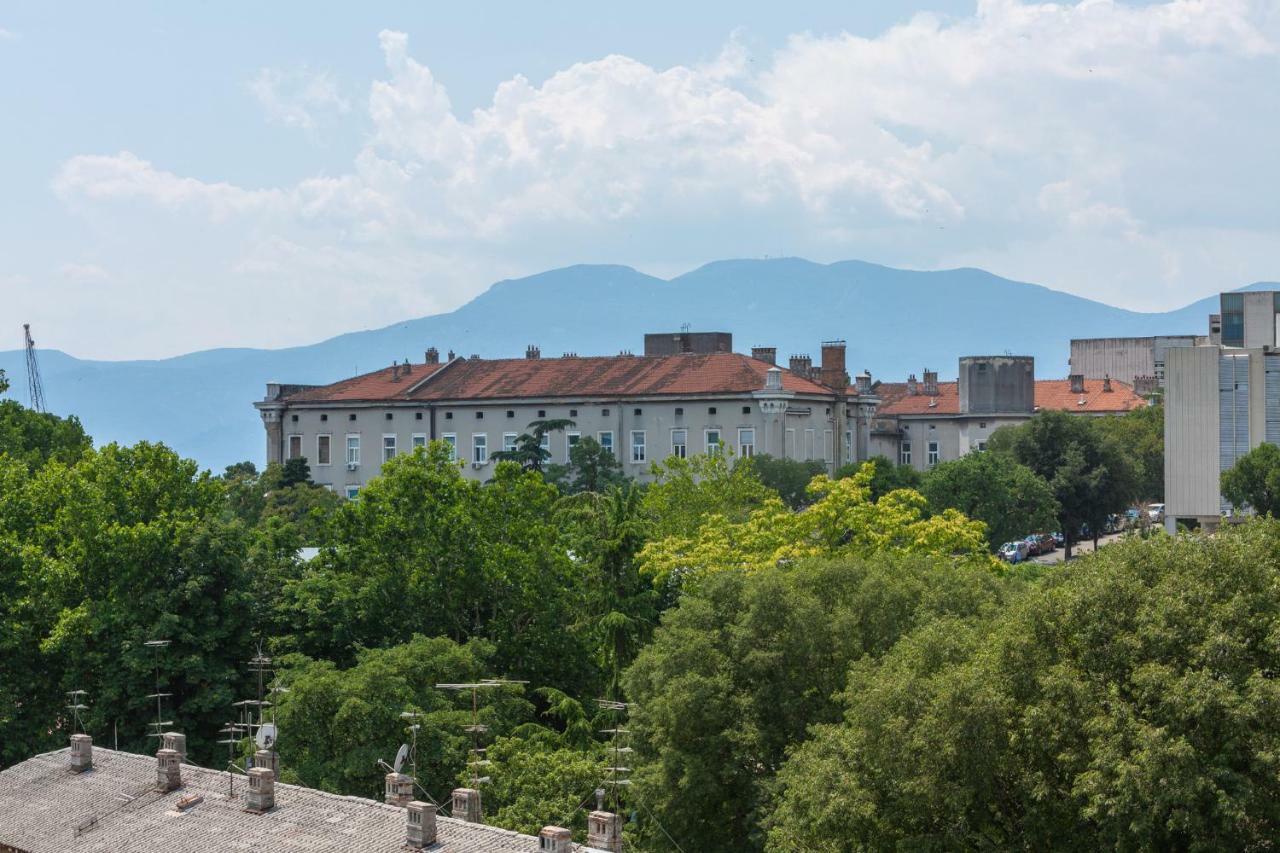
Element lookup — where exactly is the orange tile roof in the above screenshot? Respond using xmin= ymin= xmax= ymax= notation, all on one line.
xmin=282 ymin=362 xmax=448 ymax=402
xmin=280 ymin=352 xmax=835 ymax=404
xmin=875 ymin=378 xmax=1145 ymax=416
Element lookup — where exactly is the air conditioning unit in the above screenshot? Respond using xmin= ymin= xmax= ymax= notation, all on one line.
xmin=347 ymin=462 xmax=359 ymax=471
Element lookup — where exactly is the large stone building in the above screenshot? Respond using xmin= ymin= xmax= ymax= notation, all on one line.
xmin=256 ymin=333 xmax=879 ymax=497
xmin=869 ymin=355 xmax=1147 ymax=472
xmin=1068 ymin=335 xmax=1204 ymax=391
xmin=1164 ymin=290 xmax=1280 ymax=532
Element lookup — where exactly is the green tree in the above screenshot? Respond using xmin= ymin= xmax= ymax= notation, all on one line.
xmin=492 ymin=418 xmax=576 ymax=472
xmin=623 ymin=555 xmax=1013 ymax=853
xmin=277 ymin=456 xmax=313 ymax=488
xmin=1221 ymin=442 xmax=1280 ymax=517
xmin=768 ymin=521 xmax=1280 ymax=851
xmin=547 ymin=436 xmax=628 ymax=494
xmin=642 ymin=452 xmax=775 ymax=540
xmin=837 ymin=454 xmax=921 ymax=501
xmin=989 ymin=410 xmax=1136 ymax=557
xmin=922 ymin=451 xmax=1059 ymax=550
xmin=0 ymin=368 xmax=8 ymax=394
xmin=1094 ymin=403 xmax=1164 ymax=502
xmin=750 ymin=454 xmax=826 ymax=509
xmin=0 ymin=399 xmax=91 ymax=471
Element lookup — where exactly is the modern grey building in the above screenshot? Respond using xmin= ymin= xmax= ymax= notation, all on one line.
xmin=255 ymin=333 xmax=880 ymax=497
xmin=1069 ymin=335 xmax=1204 ymax=391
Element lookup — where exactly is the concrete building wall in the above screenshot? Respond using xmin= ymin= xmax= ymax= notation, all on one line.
xmin=1242 ymin=292 xmax=1277 ymax=350
xmin=1069 ymin=336 xmax=1201 ymax=387
xmin=870 ymin=414 xmax=1026 ymax=472
xmin=958 ymin=356 xmax=1034 ymax=414
xmin=642 ymin=332 xmax=733 ymax=356
xmin=1163 ymin=346 xmax=1223 ymax=527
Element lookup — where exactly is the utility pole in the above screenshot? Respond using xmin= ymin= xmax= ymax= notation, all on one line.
xmin=23 ymin=323 xmax=46 ymax=412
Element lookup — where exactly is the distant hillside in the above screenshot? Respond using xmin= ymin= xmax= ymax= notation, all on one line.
xmin=0 ymin=259 xmax=1270 ymax=471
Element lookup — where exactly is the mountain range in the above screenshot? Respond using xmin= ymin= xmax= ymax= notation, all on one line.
xmin=0 ymin=258 xmax=1269 ymax=472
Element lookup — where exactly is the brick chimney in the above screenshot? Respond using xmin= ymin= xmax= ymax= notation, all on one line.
xmin=425 ymin=347 xmax=440 ymax=365
xmin=752 ymin=346 xmax=777 ymax=365
xmin=789 ymin=354 xmax=812 ymax=378
xmin=155 ymin=748 xmax=182 ymax=792
xmin=406 ymin=801 xmax=438 ymax=848
xmin=391 ymin=361 xmax=401 ymax=381
xmin=526 ymin=345 xmax=541 ymax=360
xmin=385 ymin=772 xmax=414 ymax=808
xmin=587 ymin=810 xmax=625 ymax=852
xmin=922 ymin=369 xmax=938 ymax=397
xmin=246 ymin=765 xmax=275 ymax=812
xmin=906 ymin=373 xmax=919 ymax=395
xmin=820 ymin=341 xmax=847 ymax=390
xmin=538 ymin=826 xmax=574 ymax=852
xmin=453 ymin=787 xmax=482 ymax=823
xmin=1102 ymin=374 xmax=1113 ymax=392
xmin=1069 ymin=374 xmax=1085 ymax=394
xmin=69 ymin=734 xmax=93 ymax=773
xmin=162 ymin=732 xmax=187 ymax=764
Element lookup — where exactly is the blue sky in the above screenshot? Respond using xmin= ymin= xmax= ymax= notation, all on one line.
xmin=1 ymin=1 xmax=1276 ymax=359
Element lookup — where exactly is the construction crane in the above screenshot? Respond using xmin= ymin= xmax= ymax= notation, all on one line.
xmin=23 ymin=323 xmax=46 ymax=412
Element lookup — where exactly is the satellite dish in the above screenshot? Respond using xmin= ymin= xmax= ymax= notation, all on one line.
xmin=256 ymin=723 xmax=278 ymax=749
xmin=393 ymin=743 xmax=409 ymax=774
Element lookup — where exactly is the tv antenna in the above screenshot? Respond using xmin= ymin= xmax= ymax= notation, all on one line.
xmin=143 ymin=639 xmax=173 ymax=742
xmin=597 ymin=698 xmax=635 ymax=812
xmin=22 ymin=323 xmax=46 ymax=413
xmin=436 ymin=679 xmax=527 ymax=787
xmin=66 ymin=690 xmax=90 ymax=735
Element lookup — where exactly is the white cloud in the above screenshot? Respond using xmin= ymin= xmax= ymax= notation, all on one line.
xmin=49 ymin=1 xmax=1280 ymax=357
xmin=248 ymin=66 xmax=350 ymax=130
xmin=0 ymin=27 xmax=15 ymax=40
xmin=58 ymin=263 xmax=110 ymax=282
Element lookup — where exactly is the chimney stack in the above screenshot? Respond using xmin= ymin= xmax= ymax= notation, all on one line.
xmin=254 ymin=748 xmax=280 ymax=777
xmin=789 ymin=354 xmax=813 ymax=378
xmin=447 ymin=349 xmax=456 ymax=361
xmin=587 ymin=810 xmax=625 ymax=852
xmin=425 ymin=347 xmax=440 ymax=365
xmin=391 ymin=361 xmax=401 ymax=381
xmin=538 ymin=826 xmax=574 ymax=852
xmin=162 ymin=732 xmax=187 ymax=764
xmin=752 ymin=346 xmax=777 ymax=365
xmin=155 ymin=748 xmax=182 ymax=792
xmin=1102 ymin=374 xmax=1113 ymax=392
xmin=69 ymin=734 xmax=93 ymax=773
xmin=406 ymin=801 xmax=438 ymax=848
xmin=856 ymin=370 xmax=873 ymax=394
xmin=922 ymin=369 xmax=938 ymax=397
xmin=820 ymin=341 xmax=848 ymax=390
xmin=526 ymin=344 xmax=541 ymax=360
xmin=452 ymin=787 xmax=483 ymax=823
xmin=385 ymin=772 xmax=414 ymax=808
xmin=906 ymin=374 xmax=919 ymax=395
xmin=245 ymin=765 xmax=275 ymax=812
xmin=1069 ymin=374 xmax=1085 ymax=394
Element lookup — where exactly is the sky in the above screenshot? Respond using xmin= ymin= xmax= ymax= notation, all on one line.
xmin=1 ymin=0 xmax=1277 ymax=360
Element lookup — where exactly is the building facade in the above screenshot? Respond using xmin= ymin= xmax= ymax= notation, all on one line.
xmin=256 ymin=334 xmax=879 ymax=497
xmin=869 ymin=356 xmax=1147 ymax=473
xmin=1069 ymin=335 xmax=1204 ymax=391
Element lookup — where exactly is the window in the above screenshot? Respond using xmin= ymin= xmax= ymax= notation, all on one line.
xmin=634 ymin=408 xmax=643 ymax=416
xmin=291 ymin=414 xmax=298 ymax=422
xmin=383 ymin=434 xmax=397 ymax=462
xmin=567 ymin=432 xmax=581 ymax=455
xmin=540 ymin=432 xmax=551 ymax=457
xmin=345 ymin=486 xmax=360 ymax=500
xmin=346 ymin=435 xmax=360 ymax=466
xmin=503 ymin=433 xmax=518 ymax=453
xmin=675 ymin=407 xmax=684 ymax=416
xmin=927 ymin=441 xmax=940 ymax=467
xmin=476 ymin=411 xmax=484 ymax=419
xmin=598 ymin=431 xmax=614 ymax=455
xmin=473 ymin=434 xmax=488 ymax=464
xmin=708 ymin=407 xmax=717 ymax=415
xmin=844 ymin=430 xmax=852 ymax=459
xmin=824 ymin=429 xmax=833 ymax=462
xmin=320 ymin=414 xmax=328 ymax=422
xmin=602 ymin=408 xmax=611 ymax=417
xmin=979 ymin=421 xmax=987 ymax=429
xmin=349 ymin=413 xmax=357 ymax=421
xmin=977 ymin=440 xmax=988 ymax=452
xmin=507 ymin=410 xmax=515 ymax=418
xmin=442 ymin=433 xmax=458 ymax=461
xmin=900 ymin=440 xmax=912 ymax=466
xmin=738 ymin=428 xmax=755 ymax=458
xmin=445 ymin=411 xmax=453 ymax=420
xmin=287 ymin=434 xmax=302 ymax=459
xmin=538 ymin=410 xmax=546 ymax=418
xmin=742 ymin=406 xmax=751 ymax=415
xmin=569 ymin=409 xmax=578 ymax=417
xmin=385 ymin=413 xmax=393 ymax=420
xmin=316 ymin=434 xmax=332 ymax=466
xmin=705 ymin=429 xmax=722 ymax=454
xmin=631 ymin=430 xmax=647 ymax=463
xmin=785 ymin=428 xmax=796 ymax=458
xmin=415 ymin=412 xmax=423 ymax=420
xmin=804 ymin=429 xmax=816 ymax=460
xmin=671 ymin=429 xmax=687 ymax=458
xmin=412 ymin=433 xmax=427 ymax=449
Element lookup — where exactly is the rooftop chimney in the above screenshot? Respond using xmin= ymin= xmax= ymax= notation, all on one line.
xmin=448 ymin=349 xmax=456 ymax=361
xmin=526 ymin=345 xmax=541 ymax=360
xmin=906 ymin=374 xmax=919 ymax=395
xmin=1133 ymin=375 xmax=1157 ymax=397
xmin=162 ymin=732 xmax=187 ymax=764
xmin=820 ymin=341 xmax=848 ymax=390
xmin=254 ymin=748 xmax=280 ymax=777
xmin=155 ymin=748 xmax=182 ymax=792
xmin=406 ymin=801 xmax=438 ymax=848
xmin=764 ymin=366 xmax=783 ymax=392
xmin=752 ymin=346 xmax=777 ymax=365
xmin=1102 ymin=374 xmax=1113 ymax=392
xmin=1069 ymin=374 xmax=1085 ymax=394
xmin=385 ymin=772 xmax=414 ymax=808
xmin=69 ymin=734 xmax=93 ymax=773
xmin=391 ymin=361 xmax=401 ymax=381
xmin=538 ymin=826 xmax=574 ymax=853
xmin=453 ymin=787 xmax=482 ymax=823
xmin=789 ymin=354 xmax=813 ymax=378
xmin=923 ymin=369 xmax=938 ymax=397
xmin=245 ymin=765 xmax=275 ymax=812
xmin=856 ymin=370 xmax=873 ymax=394
xmin=587 ymin=810 xmax=625 ymax=852
xmin=425 ymin=347 xmax=440 ymax=365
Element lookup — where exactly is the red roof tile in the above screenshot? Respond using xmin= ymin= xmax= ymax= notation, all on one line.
xmin=281 ymin=353 xmax=834 ymax=404
xmin=876 ymin=378 xmax=1145 ymax=416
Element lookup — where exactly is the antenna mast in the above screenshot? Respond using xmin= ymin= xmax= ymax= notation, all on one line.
xmin=143 ymin=639 xmax=173 ymax=742
xmin=597 ymin=699 xmax=634 ymax=813
xmin=66 ymin=690 xmax=90 ymax=735
xmin=436 ymin=679 xmax=527 ymax=788
xmin=23 ymin=323 xmax=46 ymax=413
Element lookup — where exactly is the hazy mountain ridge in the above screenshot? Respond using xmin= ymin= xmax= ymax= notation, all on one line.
xmin=1 ymin=258 xmax=1271 ymax=471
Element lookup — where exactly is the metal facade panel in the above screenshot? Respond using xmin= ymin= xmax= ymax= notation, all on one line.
xmin=1267 ymin=355 xmax=1280 ymax=446
xmin=1220 ymin=354 xmax=1251 ymax=513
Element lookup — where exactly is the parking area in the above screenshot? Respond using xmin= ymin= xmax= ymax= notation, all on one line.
xmin=1031 ymin=531 xmax=1126 ymax=564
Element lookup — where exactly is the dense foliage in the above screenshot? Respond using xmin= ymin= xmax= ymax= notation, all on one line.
xmin=1221 ymin=441 xmax=1280 ymax=517
xmin=922 ymin=450 xmax=1059 ymax=550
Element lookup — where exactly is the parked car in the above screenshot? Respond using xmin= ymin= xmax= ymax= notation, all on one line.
xmin=1034 ymin=533 xmax=1056 ymax=553
xmin=1023 ymin=535 xmax=1042 ymax=556
xmin=1051 ymin=531 xmax=1066 ymax=548
xmin=999 ymin=541 xmax=1030 ymax=564
xmin=1148 ymin=503 xmax=1166 ymax=523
